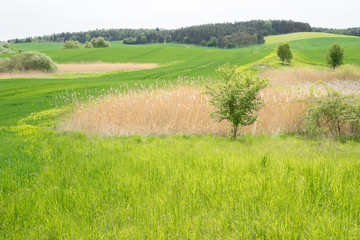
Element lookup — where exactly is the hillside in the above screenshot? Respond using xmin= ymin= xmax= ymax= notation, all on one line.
xmin=1 ymin=32 xmax=360 ymax=126
xmin=1 ymin=32 xmax=360 ymax=239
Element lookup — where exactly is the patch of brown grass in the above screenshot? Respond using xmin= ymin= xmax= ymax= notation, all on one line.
xmin=56 ymin=62 xmax=159 ymax=73
xmin=64 ymin=86 xmax=308 ymax=136
xmin=0 ymin=62 xmax=159 ymax=78
xmin=262 ymin=65 xmax=360 ymax=85
xmin=0 ymin=71 xmax=53 ymax=79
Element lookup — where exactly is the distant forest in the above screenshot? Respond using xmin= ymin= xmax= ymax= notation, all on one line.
xmin=313 ymin=27 xmax=360 ymax=37
xmin=8 ymin=20 xmax=357 ymax=48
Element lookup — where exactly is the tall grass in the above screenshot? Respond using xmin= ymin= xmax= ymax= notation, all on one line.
xmin=262 ymin=65 xmax=360 ymax=85
xmin=64 ymin=83 xmax=307 ymax=136
xmin=64 ymin=66 xmax=360 ymax=137
xmin=1 ymin=128 xmax=360 ymax=239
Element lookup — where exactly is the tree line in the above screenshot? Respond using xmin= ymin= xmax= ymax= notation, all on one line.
xmin=8 ymin=20 xmax=312 ymax=48
xmin=313 ymin=27 xmax=360 ymax=37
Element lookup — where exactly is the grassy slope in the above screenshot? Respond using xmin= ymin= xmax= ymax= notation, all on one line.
xmin=2 ymin=33 xmax=360 ymax=126
xmin=0 ymin=45 xmax=273 ymax=126
xmin=1 ymin=126 xmax=360 ymax=239
xmin=261 ymin=33 xmax=360 ymax=66
xmin=1 ymin=32 xmax=360 ymax=239
xmin=264 ymin=32 xmax=356 ymax=44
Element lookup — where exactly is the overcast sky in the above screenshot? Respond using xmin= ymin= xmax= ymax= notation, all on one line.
xmin=1 ymin=0 xmax=359 ymax=41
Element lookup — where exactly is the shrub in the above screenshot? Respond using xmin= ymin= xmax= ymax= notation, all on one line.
xmin=206 ymin=64 xmax=268 ymax=139
xmin=200 ymin=40 xmax=207 ymax=46
xmin=0 ymin=47 xmax=12 ymax=54
xmin=69 ymin=36 xmax=77 ymax=41
xmin=207 ymin=37 xmax=218 ymax=47
xmin=276 ymin=43 xmax=293 ymax=64
xmin=123 ymin=37 xmax=137 ymax=44
xmin=183 ymin=36 xmax=191 ymax=44
xmin=62 ymin=40 xmax=81 ymax=49
xmin=326 ymin=43 xmax=344 ymax=68
xmin=90 ymin=37 xmax=111 ymax=48
xmin=220 ymin=32 xmax=258 ymax=48
xmin=84 ymin=41 xmax=93 ymax=48
xmin=335 ymin=64 xmax=360 ymax=79
xmin=301 ymin=81 xmax=360 ymax=138
xmin=0 ymin=42 xmax=12 ymax=54
xmin=0 ymin=52 xmax=57 ymax=73
xmin=140 ymin=35 xmax=147 ymax=44
xmin=226 ymin=43 xmax=235 ymax=49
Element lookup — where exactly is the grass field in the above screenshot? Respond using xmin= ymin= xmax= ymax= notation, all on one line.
xmin=1 ymin=32 xmax=360 ymax=239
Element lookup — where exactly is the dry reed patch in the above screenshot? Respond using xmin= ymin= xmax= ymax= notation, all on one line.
xmin=262 ymin=66 xmax=360 ymax=86
xmin=0 ymin=71 xmax=53 ymax=79
xmin=64 ymin=86 xmax=308 ymax=136
xmin=56 ymin=62 xmax=159 ymax=73
xmin=0 ymin=62 xmax=159 ymax=78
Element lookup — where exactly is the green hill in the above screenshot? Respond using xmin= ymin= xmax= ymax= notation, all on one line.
xmin=1 ymin=33 xmax=360 ymax=126
xmin=1 ymin=32 xmax=360 ymax=239
xmin=264 ymin=32 xmax=357 ymax=44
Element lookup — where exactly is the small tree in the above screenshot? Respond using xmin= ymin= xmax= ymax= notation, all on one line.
xmin=140 ymin=35 xmax=147 ymax=44
xmin=69 ymin=36 xmax=77 ymax=41
xmin=301 ymin=81 xmax=360 ymax=138
xmin=183 ymin=36 xmax=191 ymax=44
xmin=326 ymin=43 xmax=344 ymax=68
xmin=84 ymin=41 xmax=93 ymax=48
xmin=206 ymin=64 xmax=268 ymax=139
xmin=200 ymin=40 xmax=207 ymax=46
xmin=61 ymin=40 xmax=81 ymax=49
xmin=207 ymin=37 xmax=218 ymax=47
xmin=90 ymin=37 xmax=111 ymax=48
xmin=276 ymin=43 xmax=293 ymax=64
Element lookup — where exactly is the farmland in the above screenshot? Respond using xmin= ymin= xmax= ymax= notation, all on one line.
xmin=1 ymin=32 xmax=360 ymax=239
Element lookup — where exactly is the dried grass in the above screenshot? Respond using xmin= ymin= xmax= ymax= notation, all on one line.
xmin=0 ymin=71 xmax=53 ymax=79
xmin=64 ymin=85 xmax=307 ymax=136
xmin=56 ymin=62 xmax=159 ymax=73
xmin=262 ymin=65 xmax=360 ymax=85
xmin=0 ymin=62 xmax=159 ymax=78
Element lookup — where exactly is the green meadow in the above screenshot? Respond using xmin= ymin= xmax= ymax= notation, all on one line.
xmin=1 ymin=32 xmax=360 ymax=239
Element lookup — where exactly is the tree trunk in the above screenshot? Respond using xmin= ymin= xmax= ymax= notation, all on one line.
xmin=233 ymin=125 xmax=238 ymax=140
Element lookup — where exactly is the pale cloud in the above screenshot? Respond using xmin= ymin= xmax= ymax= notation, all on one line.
xmin=1 ymin=0 xmax=359 ymax=41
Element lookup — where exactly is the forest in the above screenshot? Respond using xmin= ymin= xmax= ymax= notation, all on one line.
xmin=313 ymin=27 xmax=360 ymax=37
xmin=8 ymin=20 xmax=312 ymax=48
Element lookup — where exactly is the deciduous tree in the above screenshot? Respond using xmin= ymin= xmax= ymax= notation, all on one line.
xmin=276 ymin=43 xmax=293 ymax=64
xmin=326 ymin=43 xmax=344 ymax=68
xmin=206 ymin=64 xmax=268 ymax=139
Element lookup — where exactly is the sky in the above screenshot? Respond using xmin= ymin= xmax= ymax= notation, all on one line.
xmin=1 ymin=0 xmax=359 ymax=41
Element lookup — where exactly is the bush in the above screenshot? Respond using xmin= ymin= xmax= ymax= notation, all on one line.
xmin=62 ymin=40 xmax=81 ymax=49
xmin=0 ymin=47 xmax=12 ymax=54
xmin=220 ymin=32 xmax=258 ymax=48
xmin=140 ymin=35 xmax=147 ymax=44
xmin=123 ymin=37 xmax=137 ymax=44
xmin=84 ymin=41 xmax=93 ymax=48
xmin=206 ymin=64 xmax=268 ymax=139
xmin=90 ymin=37 xmax=111 ymax=48
xmin=0 ymin=51 xmax=57 ymax=73
xmin=335 ymin=64 xmax=360 ymax=79
xmin=326 ymin=43 xmax=344 ymax=68
xmin=226 ymin=43 xmax=235 ymax=49
xmin=183 ymin=36 xmax=191 ymax=44
xmin=0 ymin=42 xmax=12 ymax=54
xmin=276 ymin=43 xmax=293 ymax=64
xmin=301 ymin=81 xmax=360 ymax=138
xmin=207 ymin=37 xmax=218 ymax=47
